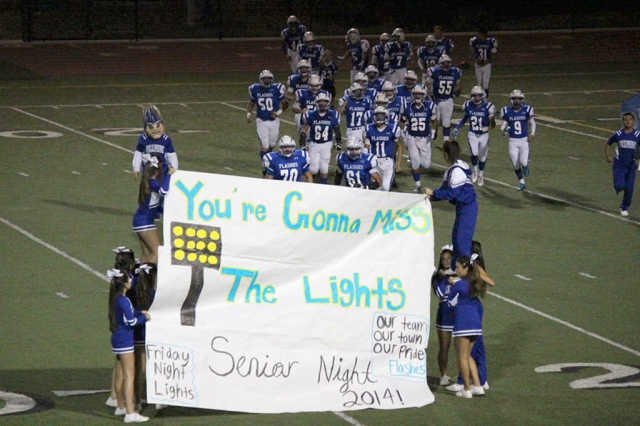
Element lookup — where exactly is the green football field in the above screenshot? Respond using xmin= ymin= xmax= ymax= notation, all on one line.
xmin=0 ymin=54 xmax=639 ymax=425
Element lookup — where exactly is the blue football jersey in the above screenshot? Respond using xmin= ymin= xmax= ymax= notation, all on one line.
xmin=343 ymin=97 xmax=372 ymax=129
xmin=296 ymin=88 xmax=332 ymax=113
xmin=249 ymin=83 xmax=286 ymax=121
xmin=386 ymin=96 xmax=406 ymax=117
xmin=428 ymin=66 xmax=462 ymax=100
xmin=336 ymin=151 xmax=378 ymax=187
xmin=501 ymin=105 xmax=534 ymax=138
xmin=368 ymin=77 xmax=386 ymax=92
xmin=346 ymin=39 xmax=370 ymax=69
xmin=470 ymin=36 xmax=498 ymax=62
xmin=365 ymin=122 xmax=401 ymax=158
xmin=607 ymin=128 xmax=640 ymax=166
xmin=385 ymin=41 xmax=412 ymax=70
xmin=372 ymin=43 xmax=390 ymax=73
xmin=281 ymin=25 xmax=306 ymax=52
xmin=298 ymin=43 xmax=324 ymax=69
xmin=304 ymin=110 xmax=341 ymax=143
xmin=417 ymin=46 xmax=441 ymax=69
xmin=397 ymin=84 xmax=422 ymax=102
xmin=287 ymin=74 xmax=310 ymax=93
xmin=436 ymin=37 xmax=454 ymax=56
xmin=319 ymin=62 xmax=338 ymax=89
xmin=263 ymin=149 xmax=310 ymax=181
xmin=402 ymin=101 xmax=437 ymax=137
xmin=458 ymin=100 xmax=496 ymax=133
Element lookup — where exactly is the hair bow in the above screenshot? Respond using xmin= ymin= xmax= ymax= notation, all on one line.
xmin=142 ymin=154 xmax=159 ymax=168
xmin=106 ymin=269 xmax=124 ymax=279
xmin=136 ymin=264 xmax=153 ymax=275
xmin=440 ymin=244 xmax=453 ymax=253
xmin=112 ymin=246 xmax=132 ymax=254
xmin=470 ymin=253 xmax=479 ymax=266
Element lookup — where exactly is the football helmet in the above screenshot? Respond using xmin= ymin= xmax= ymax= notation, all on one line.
xmin=259 ymin=69 xmax=274 ymax=87
xmin=315 ymin=92 xmax=330 ymax=111
xmin=350 ymin=83 xmax=365 ymax=101
xmin=382 ymin=81 xmax=396 ymax=100
xmin=297 ymin=59 xmax=311 ymax=77
xmin=439 ymin=54 xmax=452 ymax=69
xmin=346 ymin=137 xmax=364 ymax=160
xmin=287 ymin=15 xmax=299 ymax=26
xmin=309 ymin=74 xmax=323 ymax=95
xmin=510 ymin=89 xmax=525 ymax=108
xmin=278 ymin=135 xmax=296 ymax=158
xmin=404 ymin=70 xmax=418 ymax=89
xmin=380 ymin=33 xmax=391 ymax=44
xmin=391 ymin=28 xmax=405 ymax=43
xmin=470 ymin=86 xmax=485 ymax=104
xmin=373 ymin=106 xmax=389 ymax=126
xmin=303 ymin=31 xmax=316 ymax=44
xmin=425 ymin=35 xmax=437 ymax=48
xmin=365 ymin=64 xmax=379 ymax=81
xmin=354 ymin=71 xmax=367 ymax=88
xmin=374 ymin=92 xmax=389 ymax=106
xmin=346 ymin=28 xmax=361 ymax=44
xmin=411 ymin=85 xmax=426 ymax=104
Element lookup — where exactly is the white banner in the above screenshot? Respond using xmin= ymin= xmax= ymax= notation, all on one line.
xmin=146 ymin=170 xmax=435 ymax=413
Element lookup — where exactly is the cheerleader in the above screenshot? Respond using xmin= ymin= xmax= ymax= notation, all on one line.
xmin=446 ymin=255 xmax=492 ymax=398
xmin=132 ymin=154 xmax=174 ymax=264
xmin=431 ymin=245 xmax=455 ymax=386
xmin=106 ymin=247 xmax=138 ymax=408
xmin=128 ymin=263 xmax=157 ymax=410
xmin=108 ymin=269 xmax=150 ymax=422
xmin=424 ymin=140 xmax=477 ymax=271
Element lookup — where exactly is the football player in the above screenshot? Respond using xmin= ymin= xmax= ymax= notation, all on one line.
xmin=281 ymin=15 xmax=306 ymax=74
xmin=417 ymin=35 xmax=442 ymax=86
xmin=133 ymin=104 xmax=179 ymax=180
xmin=299 ymin=92 xmax=341 ymax=184
xmin=297 ymin=31 xmax=325 ymax=72
xmin=469 ymin=28 xmax=497 ymax=97
xmin=452 ymin=86 xmax=496 ymax=186
xmin=426 ymin=54 xmax=462 ymax=142
xmin=500 ymin=90 xmax=535 ymax=191
xmin=338 ymin=83 xmax=372 ymax=146
xmin=433 ymin=25 xmax=455 ymax=56
xmin=334 ymin=137 xmax=381 ymax=189
xmin=263 ymin=135 xmax=313 ymax=182
xmin=396 ymin=70 xmax=420 ymax=103
xmin=371 ymin=33 xmax=391 ymax=80
xmin=338 ymin=28 xmax=370 ymax=84
xmin=384 ymin=28 xmax=412 ymax=85
xmin=605 ymin=112 xmax=640 ymax=216
xmin=364 ymin=93 xmax=399 ymax=126
xmin=318 ymin=50 xmax=338 ymax=107
xmin=365 ymin=64 xmax=386 ymax=93
xmin=382 ymin=80 xmax=406 ymax=119
xmin=247 ymin=70 xmax=288 ymax=173
xmin=401 ymin=86 xmax=438 ymax=192
xmin=364 ymin=107 xmax=402 ymax=191
xmin=293 ymin=74 xmax=329 ymax=131
xmin=287 ymin=60 xmax=312 ymax=129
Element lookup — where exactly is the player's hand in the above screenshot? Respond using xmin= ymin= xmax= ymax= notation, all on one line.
xmin=269 ymin=112 xmax=278 ymax=120
xmin=134 ymin=172 xmax=140 ymax=182
xmin=501 ymin=127 xmax=510 ymax=137
xmin=337 ymin=56 xmax=345 ymax=61
xmin=451 ymin=129 xmax=458 ymax=139
xmin=246 ymin=112 xmax=253 ymax=123
xmin=395 ymin=162 xmax=402 ymax=172
xmin=168 ymin=167 xmax=176 ymax=175
xmin=300 ymin=142 xmax=307 ymax=151
xmin=528 ymin=135 xmax=535 ymax=142
xmin=142 ymin=310 xmax=151 ymax=321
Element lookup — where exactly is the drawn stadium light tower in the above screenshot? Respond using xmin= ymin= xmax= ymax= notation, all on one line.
xmin=170 ymin=222 xmax=222 ymax=326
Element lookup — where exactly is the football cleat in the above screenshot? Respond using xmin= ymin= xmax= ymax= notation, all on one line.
xmin=477 ymin=175 xmax=485 ymax=186
xmin=471 ymin=170 xmax=478 ymax=183
xmin=517 ymin=183 xmax=527 ymax=191
xmin=335 ymin=142 xmax=342 ymax=151
xmin=523 ymin=165 xmax=530 ymax=176
xmin=620 ymin=209 xmax=629 ymax=216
